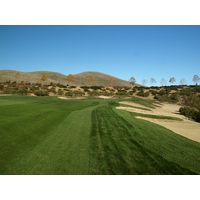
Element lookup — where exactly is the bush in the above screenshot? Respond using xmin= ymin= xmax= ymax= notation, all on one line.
xmin=65 ymin=90 xmax=84 ymax=97
xmin=180 ymin=88 xmax=193 ymax=96
xmin=69 ymin=86 xmax=76 ymax=89
xmin=132 ymin=88 xmax=137 ymax=93
xmin=90 ymin=86 xmax=102 ymax=90
xmin=65 ymin=90 xmax=73 ymax=97
xmin=18 ymin=89 xmax=28 ymax=95
xmin=116 ymin=89 xmax=128 ymax=96
xmin=165 ymin=88 xmax=171 ymax=94
xmin=34 ymin=90 xmax=49 ymax=96
xmin=154 ymin=94 xmax=170 ymax=102
xmin=158 ymin=89 xmax=166 ymax=96
xmin=88 ymin=90 xmax=100 ymax=96
xmin=149 ymin=90 xmax=157 ymax=96
xmin=0 ymin=84 xmax=4 ymax=90
xmin=150 ymin=86 xmax=160 ymax=90
xmin=179 ymin=106 xmax=200 ymax=122
xmin=57 ymin=89 xmax=64 ymax=95
xmin=73 ymin=90 xmax=84 ymax=96
xmin=136 ymin=90 xmax=149 ymax=97
xmin=170 ymin=93 xmax=180 ymax=102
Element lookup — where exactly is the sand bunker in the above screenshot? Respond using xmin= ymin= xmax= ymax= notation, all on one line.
xmin=58 ymin=97 xmax=86 ymax=100
xmin=117 ymin=101 xmax=200 ymax=143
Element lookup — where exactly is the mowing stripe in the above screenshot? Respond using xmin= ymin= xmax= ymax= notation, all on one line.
xmin=89 ymin=106 xmax=197 ymax=174
xmin=0 ymin=102 xmax=99 ymax=175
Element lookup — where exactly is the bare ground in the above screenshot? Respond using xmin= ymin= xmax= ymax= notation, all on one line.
xmin=117 ymin=102 xmax=200 ymax=143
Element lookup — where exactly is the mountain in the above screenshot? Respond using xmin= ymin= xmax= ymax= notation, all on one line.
xmin=0 ymin=70 xmax=138 ymax=87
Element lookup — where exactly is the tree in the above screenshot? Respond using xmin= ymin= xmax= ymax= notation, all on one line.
xmin=150 ymin=78 xmax=156 ymax=86
xmin=192 ymin=74 xmax=200 ymax=85
xmin=88 ymin=76 xmax=95 ymax=84
xmin=66 ymin=74 xmax=74 ymax=82
xmin=129 ymin=77 xmax=136 ymax=85
xmin=15 ymin=72 xmax=21 ymax=82
xmin=169 ymin=77 xmax=176 ymax=85
xmin=180 ymin=78 xmax=187 ymax=85
xmin=41 ymin=73 xmax=48 ymax=85
xmin=160 ymin=78 xmax=167 ymax=86
xmin=142 ymin=79 xmax=148 ymax=86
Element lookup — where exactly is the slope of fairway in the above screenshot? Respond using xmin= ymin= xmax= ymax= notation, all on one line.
xmin=89 ymin=104 xmax=200 ymax=175
xmin=0 ymin=96 xmax=200 ymax=175
xmin=0 ymin=96 xmax=100 ymax=174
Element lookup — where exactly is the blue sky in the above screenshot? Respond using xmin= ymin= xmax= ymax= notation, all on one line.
xmin=0 ymin=25 xmax=200 ymax=86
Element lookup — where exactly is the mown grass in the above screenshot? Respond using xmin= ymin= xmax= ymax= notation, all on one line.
xmin=128 ymin=96 xmax=161 ymax=108
xmin=0 ymin=96 xmax=100 ymax=174
xmin=90 ymin=106 xmax=200 ymax=174
xmin=0 ymin=96 xmax=200 ymax=174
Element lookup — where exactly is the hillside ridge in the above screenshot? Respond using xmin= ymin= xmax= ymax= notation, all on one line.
xmin=0 ymin=70 xmax=137 ymax=87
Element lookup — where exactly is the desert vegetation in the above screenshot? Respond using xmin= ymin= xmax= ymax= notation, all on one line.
xmin=1 ymin=76 xmax=200 ymax=124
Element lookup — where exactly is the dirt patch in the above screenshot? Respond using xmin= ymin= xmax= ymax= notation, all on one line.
xmin=116 ymin=101 xmax=200 ymax=143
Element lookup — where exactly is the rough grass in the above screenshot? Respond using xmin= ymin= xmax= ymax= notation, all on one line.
xmin=0 ymin=96 xmax=200 ymax=174
xmin=128 ymin=96 xmax=161 ymax=108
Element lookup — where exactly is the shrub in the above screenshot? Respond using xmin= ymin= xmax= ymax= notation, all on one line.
xmin=136 ymin=90 xmax=149 ymax=97
xmin=150 ymin=86 xmax=160 ymax=90
xmin=88 ymin=90 xmax=100 ymax=96
xmin=154 ymin=94 xmax=170 ymax=102
xmin=149 ymin=90 xmax=157 ymax=96
xmin=136 ymin=90 xmax=144 ymax=96
xmin=57 ymin=89 xmax=64 ymax=95
xmin=65 ymin=90 xmax=84 ymax=97
xmin=132 ymin=88 xmax=137 ymax=93
xmin=73 ymin=90 xmax=84 ymax=96
xmin=34 ymin=90 xmax=49 ymax=96
xmin=48 ymin=87 xmax=57 ymax=94
xmin=0 ymin=84 xmax=4 ymax=90
xmin=90 ymin=86 xmax=102 ymax=90
xmin=65 ymin=90 xmax=73 ymax=97
xmin=18 ymin=89 xmax=28 ymax=95
xmin=115 ymin=89 xmax=128 ymax=96
xmin=179 ymin=106 xmax=200 ymax=122
xmin=170 ymin=93 xmax=180 ymax=102
xmin=158 ymin=89 xmax=166 ymax=96
xmin=69 ymin=86 xmax=76 ymax=89
xmin=165 ymin=88 xmax=171 ymax=94
xmin=144 ymin=92 xmax=150 ymax=97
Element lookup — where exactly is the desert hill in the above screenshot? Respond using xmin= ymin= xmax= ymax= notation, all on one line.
xmin=0 ymin=70 xmax=137 ymax=87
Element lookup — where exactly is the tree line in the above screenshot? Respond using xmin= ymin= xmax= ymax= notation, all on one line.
xmin=129 ymin=74 xmax=200 ymax=86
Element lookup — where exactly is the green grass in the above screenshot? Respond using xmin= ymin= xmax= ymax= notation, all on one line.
xmin=0 ymin=96 xmax=200 ymax=174
xmin=128 ymin=96 xmax=161 ymax=108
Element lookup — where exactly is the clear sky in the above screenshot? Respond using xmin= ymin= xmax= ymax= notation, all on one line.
xmin=0 ymin=25 xmax=200 ymax=86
